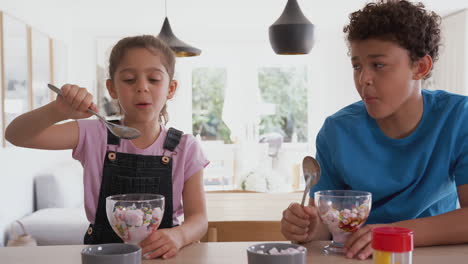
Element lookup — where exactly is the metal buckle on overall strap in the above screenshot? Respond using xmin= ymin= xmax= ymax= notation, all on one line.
xmin=161 ymin=127 xmax=183 ymax=164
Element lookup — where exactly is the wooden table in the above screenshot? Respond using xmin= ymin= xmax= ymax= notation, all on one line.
xmin=204 ymin=192 xmax=302 ymax=221
xmin=202 ymin=192 xmax=302 ymax=241
xmin=1 ymin=241 xmax=467 ymax=264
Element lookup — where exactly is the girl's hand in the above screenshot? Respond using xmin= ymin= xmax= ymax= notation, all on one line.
xmin=344 ymin=224 xmax=388 ymax=260
xmin=54 ymin=84 xmax=98 ymax=120
xmin=139 ymin=228 xmax=184 ymax=259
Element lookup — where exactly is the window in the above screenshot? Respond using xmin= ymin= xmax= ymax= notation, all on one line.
xmin=192 ymin=67 xmax=234 ymax=189
xmin=191 ymin=65 xmax=310 ymax=192
xmin=258 ymin=67 xmax=309 ymax=143
xmin=192 ymin=67 xmax=231 ymax=143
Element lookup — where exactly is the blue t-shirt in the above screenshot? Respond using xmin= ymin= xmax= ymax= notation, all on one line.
xmin=310 ymin=89 xmax=468 ymax=224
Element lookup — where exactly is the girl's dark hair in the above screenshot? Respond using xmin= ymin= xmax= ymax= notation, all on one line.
xmin=343 ymin=0 xmax=441 ymax=78
xmin=108 ymin=35 xmax=176 ymax=124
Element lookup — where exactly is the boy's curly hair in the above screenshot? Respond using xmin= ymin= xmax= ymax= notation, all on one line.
xmin=343 ymin=0 xmax=441 ymax=66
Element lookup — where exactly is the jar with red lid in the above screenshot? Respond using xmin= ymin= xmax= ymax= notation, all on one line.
xmin=372 ymin=227 xmax=414 ymax=264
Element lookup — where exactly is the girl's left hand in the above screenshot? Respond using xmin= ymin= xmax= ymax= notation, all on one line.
xmin=344 ymin=224 xmax=389 ymax=260
xmin=140 ymin=228 xmax=184 ymax=259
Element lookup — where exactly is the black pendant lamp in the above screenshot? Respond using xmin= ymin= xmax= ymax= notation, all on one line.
xmin=157 ymin=0 xmax=201 ymax=57
xmin=269 ymin=0 xmax=315 ymax=55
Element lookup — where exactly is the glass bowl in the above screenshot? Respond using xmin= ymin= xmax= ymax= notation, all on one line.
xmin=106 ymin=193 xmax=164 ymax=244
xmin=314 ymin=190 xmax=371 ymax=254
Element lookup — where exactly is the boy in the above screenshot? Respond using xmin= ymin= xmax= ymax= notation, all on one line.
xmin=281 ymin=0 xmax=468 ymax=260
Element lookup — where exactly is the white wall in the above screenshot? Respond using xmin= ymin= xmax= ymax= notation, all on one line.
xmin=1 ymin=1 xmax=467 ymax=160
xmin=433 ymin=9 xmax=468 ymax=94
xmin=0 ymin=0 xmax=467 ymax=232
xmin=1 ymin=0 xmax=464 ymax=161
xmin=5 ymin=0 xmax=465 ymax=138
xmin=0 ymin=0 xmax=71 ymax=44
xmin=68 ymin=6 xmax=360 ymax=145
xmin=0 ymin=0 xmax=363 ymax=198
xmin=0 ymin=0 xmax=466 ymax=146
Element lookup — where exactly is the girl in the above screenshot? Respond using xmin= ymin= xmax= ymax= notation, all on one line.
xmin=5 ymin=35 xmax=209 ymax=259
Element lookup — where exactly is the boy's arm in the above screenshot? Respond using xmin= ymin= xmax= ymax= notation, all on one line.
xmin=306 ymin=198 xmax=332 ymax=241
xmin=5 ymin=102 xmax=79 ymax=150
xmin=344 ymin=184 xmax=468 ymax=260
xmin=393 ymin=184 xmax=468 ymax=246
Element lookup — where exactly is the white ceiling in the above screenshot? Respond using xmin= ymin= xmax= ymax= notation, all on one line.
xmin=68 ymin=0 xmax=468 ymax=32
xmin=2 ymin=0 xmax=467 ymax=45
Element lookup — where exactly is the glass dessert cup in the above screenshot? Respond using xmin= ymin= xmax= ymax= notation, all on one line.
xmin=314 ymin=190 xmax=372 ymax=255
xmin=106 ymin=193 xmax=165 ymax=245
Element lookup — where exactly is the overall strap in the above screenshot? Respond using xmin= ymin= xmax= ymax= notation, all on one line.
xmin=163 ymin=128 xmax=183 ymax=151
xmin=106 ymin=120 xmax=121 ymax=145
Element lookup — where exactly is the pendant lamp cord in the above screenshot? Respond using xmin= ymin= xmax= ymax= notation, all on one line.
xmin=165 ymin=0 xmax=167 ymax=17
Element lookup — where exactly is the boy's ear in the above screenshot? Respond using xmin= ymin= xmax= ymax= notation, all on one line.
xmin=106 ymin=79 xmax=118 ymax=99
xmin=412 ymin=55 xmax=433 ymax=80
xmin=167 ymin=80 xmax=178 ymax=100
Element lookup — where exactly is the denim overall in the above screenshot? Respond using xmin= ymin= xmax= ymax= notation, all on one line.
xmin=83 ymin=124 xmax=183 ymax=244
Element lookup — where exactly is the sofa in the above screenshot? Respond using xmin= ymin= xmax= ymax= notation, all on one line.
xmin=0 ymin=147 xmax=89 ymax=246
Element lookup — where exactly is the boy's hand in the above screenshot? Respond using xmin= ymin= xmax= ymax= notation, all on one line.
xmin=54 ymin=84 xmax=98 ymax=120
xmin=281 ymin=202 xmax=321 ymax=243
xmin=344 ymin=224 xmax=388 ymax=260
xmin=140 ymin=228 xmax=184 ymax=259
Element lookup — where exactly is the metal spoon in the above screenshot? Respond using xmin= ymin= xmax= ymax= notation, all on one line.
xmin=48 ymin=84 xmax=141 ymax=140
xmin=300 ymin=156 xmax=321 ymax=207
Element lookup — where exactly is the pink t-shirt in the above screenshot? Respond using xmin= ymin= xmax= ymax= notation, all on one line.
xmin=72 ymin=119 xmax=209 ymax=225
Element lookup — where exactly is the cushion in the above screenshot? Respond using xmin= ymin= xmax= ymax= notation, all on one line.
xmin=8 ymin=207 xmax=89 ymax=245
xmin=34 ymin=160 xmax=84 ymax=210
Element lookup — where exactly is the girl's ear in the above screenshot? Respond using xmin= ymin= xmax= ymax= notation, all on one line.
xmin=412 ymin=55 xmax=433 ymax=80
xmin=167 ymin=80 xmax=178 ymax=100
xmin=106 ymin=79 xmax=118 ymax=99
